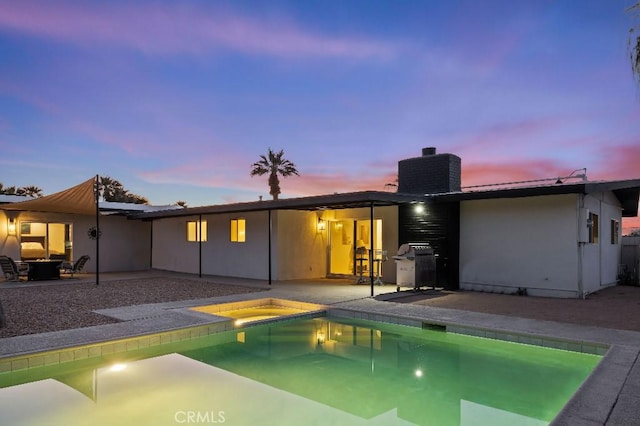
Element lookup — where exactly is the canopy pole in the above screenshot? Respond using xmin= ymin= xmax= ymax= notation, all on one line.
xmin=95 ymin=175 xmax=100 ymax=286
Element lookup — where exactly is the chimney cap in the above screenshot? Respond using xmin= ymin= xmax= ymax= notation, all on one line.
xmin=422 ymin=147 xmax=436 ymax=156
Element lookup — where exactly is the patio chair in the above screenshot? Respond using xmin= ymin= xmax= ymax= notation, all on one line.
xmin=59 ymin=255 xmax=90 ymax=278
xmin=0 ymin=255 xmax=29 ymax=282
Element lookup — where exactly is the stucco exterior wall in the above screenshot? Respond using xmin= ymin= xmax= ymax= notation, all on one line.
xmin=151 ymin=216 xmax=200 ymax=273
xmin=0 ymin=211 xmax=150 ymax=273
xmin=0 ymin=211 xmax=20 ymax=260
xmin=581 ymin=192 xmax=623 ymax=294
xmin=152 ymin=211 xmax=271 ymax=280
xmin=150 ymin=206 xmax=399 ymax=282
xmin=460 ymin=194 xmax=580 ymax=297
xmin=276 ymin=210 xmax=328 ymax=280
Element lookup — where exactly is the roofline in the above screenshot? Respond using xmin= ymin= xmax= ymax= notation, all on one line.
xmin=429 ymin=179 xmax=640 ymax=216
xmin=133 ymin=191 xmax=428 ymax=220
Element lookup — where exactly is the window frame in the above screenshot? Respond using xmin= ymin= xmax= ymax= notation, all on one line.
xmin=186 ymin=220 xmax=207 ymax=242
xmin=230 ymin=218 xmax=246 ymax=243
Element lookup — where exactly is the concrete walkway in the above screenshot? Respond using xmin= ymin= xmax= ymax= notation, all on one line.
xmin=1 ymin=271 xmax=639 ymax=425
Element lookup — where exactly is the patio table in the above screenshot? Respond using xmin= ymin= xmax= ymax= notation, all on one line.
xmin=26 ymin=260 xmax=62 ymax=281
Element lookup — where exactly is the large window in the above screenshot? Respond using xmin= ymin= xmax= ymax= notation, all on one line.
xmin=230 ymin=219 xmax=246 ymax=242
xmin=187 ymin=220 xmax=207 ymax=242
xmin=20 ymin=222 xmax=72 ymax=261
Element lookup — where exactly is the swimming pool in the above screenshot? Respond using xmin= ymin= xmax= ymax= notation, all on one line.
xmin=0 ymin=316 xmax=600 ymax=425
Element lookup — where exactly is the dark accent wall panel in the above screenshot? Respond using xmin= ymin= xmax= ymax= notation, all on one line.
xmin=398 ymin=202 xmax=460 ymax=290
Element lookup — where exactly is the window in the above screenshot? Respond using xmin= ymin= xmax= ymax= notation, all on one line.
xmin=588 ymin=212 xmax=599 ymax=244
xmin=186 ymin=220 xmax=207 ymax=242
xmin=611 ymin=219 xmax=620 ymax=244
xmin=19 ymin=221 xmax=72 ymax=261
xmin=230 ymin=219 xmax=246 ymax=242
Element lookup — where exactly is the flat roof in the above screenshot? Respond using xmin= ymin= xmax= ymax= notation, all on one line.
xmin=428 ymin=179 xmax=640 ymax=217
xmin=134 ymin=179 xmax=640 ymax=220
xmin=134 ymin=191 xmax=428 ymax=220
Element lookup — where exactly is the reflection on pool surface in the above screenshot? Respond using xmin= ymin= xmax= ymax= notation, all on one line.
xmin=0 ymin=317 xmax=601 ymax=425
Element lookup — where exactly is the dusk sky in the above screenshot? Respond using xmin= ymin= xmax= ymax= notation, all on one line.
xmin=1 ymin=1 xmax=639 ymax=229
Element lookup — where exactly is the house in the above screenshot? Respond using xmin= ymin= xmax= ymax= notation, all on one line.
xmin=2 ymin=149 xmax=639 ymax=298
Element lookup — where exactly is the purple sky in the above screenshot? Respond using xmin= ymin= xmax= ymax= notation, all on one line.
xmin=1 ymin=1 xmax=639 ymax=229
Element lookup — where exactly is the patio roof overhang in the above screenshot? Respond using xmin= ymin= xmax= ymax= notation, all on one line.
xmin=133 ymin=191 xmax=429 ymax=220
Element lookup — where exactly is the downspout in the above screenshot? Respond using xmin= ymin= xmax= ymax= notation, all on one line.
xmin=268 ymin=209 xmax=272 ymax=286
xmin=370 ymin=202 xmax=374 ymax=297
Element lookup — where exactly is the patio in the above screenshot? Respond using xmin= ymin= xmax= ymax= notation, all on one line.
xmin=1 ymin=271 xmax=639 ymax=424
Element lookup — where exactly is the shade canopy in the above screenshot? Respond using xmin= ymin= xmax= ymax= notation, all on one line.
xmin=1 ymin=177 xmax=97 ymax=215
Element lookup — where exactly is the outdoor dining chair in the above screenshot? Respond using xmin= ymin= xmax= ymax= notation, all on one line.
xmin=59 ymin=255 xmax=90 ymax=278
xmin=0 ymin=255 xmax=29 ymax=281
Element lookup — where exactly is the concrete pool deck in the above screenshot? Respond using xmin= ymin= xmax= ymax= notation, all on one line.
xmin=1 ymin=272 xmax=639 ymax=425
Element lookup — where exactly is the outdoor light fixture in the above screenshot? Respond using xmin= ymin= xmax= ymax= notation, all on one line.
xmin=414 ymin=204 xmax=425 ymax=214
xmin=317 ymin=218 xmax=326 ymax=232
xmin=7 ymin=218 xmax=16 ymax=236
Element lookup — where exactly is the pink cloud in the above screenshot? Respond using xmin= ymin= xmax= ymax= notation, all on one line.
xmin=461 ymin=158 xmax=567 ymax=188
xmin=623 ymin=217 xmax=640 ymax=235
xmin=590 ymin=143 xmax=640 ymax=181
xmin=0 ymin=1 xmax=395 ymax=59
xmin=450 ymin=116 xmax=568 ymax=159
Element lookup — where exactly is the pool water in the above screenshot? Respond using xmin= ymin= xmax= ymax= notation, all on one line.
xmin=0 ymin=317 xmax=601 ymax=426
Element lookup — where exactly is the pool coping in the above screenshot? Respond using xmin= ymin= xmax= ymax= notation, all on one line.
xmin=1 ymin=289 xmax=639 ymax=425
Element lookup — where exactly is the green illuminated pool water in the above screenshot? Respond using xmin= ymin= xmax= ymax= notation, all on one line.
xmin=0 ymin=317 xmax=601 ymax=425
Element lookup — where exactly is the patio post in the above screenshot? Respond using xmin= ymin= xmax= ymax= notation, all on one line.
xmin=370 ymin=202 xmax=374 ymax=297
xmin=268 ymin=209 xmax=272 ymax=286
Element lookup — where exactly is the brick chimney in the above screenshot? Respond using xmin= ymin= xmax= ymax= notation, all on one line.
xmin=397 ymin=147 xmax=461 ymax=194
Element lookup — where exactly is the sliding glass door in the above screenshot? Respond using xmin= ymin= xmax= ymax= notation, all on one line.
xmin=20 ymin=221 xmax=72 ymax=261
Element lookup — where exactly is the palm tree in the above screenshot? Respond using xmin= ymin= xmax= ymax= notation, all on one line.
xmin=175 ymin=200 xmax=188 ymax=208
xmin=250 ymin=148 xmax=300 ymax=200
xmin=0 ymin=184 xmax=17 ymax=195
xmin=17 ymin=186 xmax=43 ymax=198
xmin=99 ymin=176 xmax=149 ymax=204
xmin=630 ymin=2 xmax=640 ymax=86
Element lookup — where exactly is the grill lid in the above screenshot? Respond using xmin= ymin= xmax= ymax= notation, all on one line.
xmin=393 ymin=243 xmax=433 ymax=259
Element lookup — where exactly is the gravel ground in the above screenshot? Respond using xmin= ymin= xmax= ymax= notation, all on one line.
xmin=397 ymin=284 xmax=640 ymax=332
xmin=0 ymin=277 xmax=261 ymax=338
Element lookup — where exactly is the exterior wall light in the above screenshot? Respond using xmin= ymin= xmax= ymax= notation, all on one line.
xmin=7 ymin=217 xmax=16 ymax=236
xmin=317 ymin=218 xmax=326 ymax=232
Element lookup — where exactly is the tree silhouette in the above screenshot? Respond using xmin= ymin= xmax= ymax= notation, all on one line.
xmin=0 ymin=183 xmax=43 ymax=197
xmin=98 ymin=176 xmax=149 ymax=204
xmin=250 ymin=148 xmax=299 ymax=200
xmin=16 ymin=186 xmax=44 ymax=198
